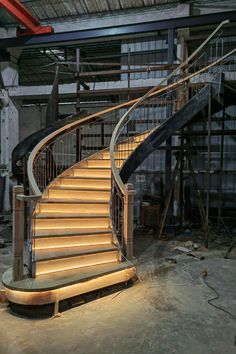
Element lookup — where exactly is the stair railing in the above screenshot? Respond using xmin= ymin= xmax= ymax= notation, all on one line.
xmin=26 ymin=105 xmax=142 ymax=277
xmin=12 ymin=20 xmax=231 ymax=279
xmin=110 ymin=23 xmax=236 ymax=259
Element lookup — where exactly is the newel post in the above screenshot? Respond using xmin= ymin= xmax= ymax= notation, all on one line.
xmin=123 ymin=183 xmax=136 ymax=259
xmin=12 ymin=185 xmax=24 ymax=281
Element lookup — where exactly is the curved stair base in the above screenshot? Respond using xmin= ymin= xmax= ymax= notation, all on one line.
xmin=2 ymin=263 xmax=135 ymax=305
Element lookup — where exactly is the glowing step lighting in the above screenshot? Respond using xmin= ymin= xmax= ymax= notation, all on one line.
xmin=58 ymin=177 xmax=111 ymax=189
xmin=3 ymin=265 xmax=136 ymax=305
xmin=34 ymin=217 xmax=110 ymax=230
xmin=34 ymin=228 xmax=112 ymax=237
xmin=47 ymin=188 xmax=110 ymax=200
xmin=38 ymin=202 xmax=109 ymax=214
xmin=34 ymin=234 xmax=113 ymax=249
xmin=35 ymin=241 xmax=112 ymax=250
xmin=72 ymin=168 xmax=111 ymax=178
xmin=86 ymin=159 xmax=111 ymax=168
xmin=35 ymin=250 xmax=119 ymax=276
xmin=101 ymin=150 xmax=130 ymax=159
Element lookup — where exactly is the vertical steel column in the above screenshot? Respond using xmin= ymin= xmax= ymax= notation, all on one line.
xmin=179 ymin=133 xmax=185 ymax=224
xmin=217 ymin=105 xmax=225 ymax=226
xmin=205 ymin=85 xmax=212 ymax=248
xmin=165 ymin=29 xmax=174 ymax=219
xmin=76 ymin=49 xmax=81 ymax=162
xmin=127 ymin=48 xmax=131 ymax=101
xmin=76 ymin=48 xmax=81 ymax=112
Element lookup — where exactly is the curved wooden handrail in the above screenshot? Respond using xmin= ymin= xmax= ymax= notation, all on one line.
xmin=109 ymin=20 xmax=230 ymax=196
xmin=110 ymin=46 xmax=236 ymax=196
xmin=27 ymin=85 xmax=169 ymax=196
xmin=27 ymin=20 xmax=229 ymax=197
xmin=27 ymin=82 xmax=181 ymax=196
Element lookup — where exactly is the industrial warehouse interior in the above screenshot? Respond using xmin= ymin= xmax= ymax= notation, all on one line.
xmin=0 ymin=0 xmax=236 ymax=353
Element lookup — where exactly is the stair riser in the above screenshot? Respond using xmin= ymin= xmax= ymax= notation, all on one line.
xmin=116 ymin=143 xmax=139 ymax=151
xmin=101 ymin=151 xmax=130 ymax=160
xmin=34 ymin=234 xmax=113 ymax=249
xmin=4 ymin=267 xmax=136 ymax=305
xmin=133 ymin=133 xmax=150 ymax=142
xmin=37 ymin=203 xmax=109 ymax=214
xmin=58 ymin=178 xmax=111 ymax=189
xmin=35 ymin=250 xmax=119 ymax=275
xmin=83 ymin=160 xmax=122 ymax=168
xmin=47 ymin=189 xmax=110 ymax=200
xmin=72 ymin=169 xmax=111 ymax=178
xmin=34 ymin=217 xmax=110 ymax=230
xmin=86 ymin=160 xmax=111 ymax=168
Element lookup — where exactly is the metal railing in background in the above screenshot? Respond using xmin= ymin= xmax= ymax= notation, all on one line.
xmin=109 ymin=21 xmax=236 ymax=259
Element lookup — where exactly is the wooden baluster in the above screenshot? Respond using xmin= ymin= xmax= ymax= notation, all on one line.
xmin=12 ymin=185 xmax=24 ymax=281
xmin=123 ymin=183 xmax=136 ymax=259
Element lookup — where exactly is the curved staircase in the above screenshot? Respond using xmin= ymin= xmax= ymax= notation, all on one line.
xmin=2 ymin=134 xmax=148 ymax=305
xmin=2 ymin=22 xmax=236 ymax=308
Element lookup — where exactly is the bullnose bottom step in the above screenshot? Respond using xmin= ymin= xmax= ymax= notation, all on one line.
xmin=2 ymin=261 xmax=136 ymax=305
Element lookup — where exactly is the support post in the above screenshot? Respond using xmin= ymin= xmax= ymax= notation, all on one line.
xmin=123 ymin=183 xmax=135 ymax=259
xmin=12 ymin=185 xmax=24 ymax=281
xmin=76 ymin=48 xmax=81 ymax=162
xmin=0 ymin=49 xmax=20 ymax=212
xmin=205 ymin=85 xmax=212 ymax=248
xmin=165 ymin=28 xmax=174 ymax=219
xmin=127 ymin=48 xmax=131 ymax=101
xmin=217 ymin=105 xmax=225 ymax=226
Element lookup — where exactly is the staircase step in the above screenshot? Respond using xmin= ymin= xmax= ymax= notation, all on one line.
xmin=40 ymin=199 xmax=108 ymax=204
xmin=101 ymin=150 xmax=130 ymax=160
xmin=84 ymin=159 xmax=123 ymax=168
xmin=35 ymin=243 xmax=116 ymax=261
xmin=46 ymin=187 xmax=110 ymax=201
xmin=72 ymin=167 xmax=111 ymax=178
xmin=35 ymin=213 xmax=109 ymax=219
xmin=34 ymin=228 xmax=112 ymax=237
xmin=57 ymin=176 xmax=111 ymax=190
xmin=132 ymin=132 xmax=150 ymax=142
xmin=37 ymin=202 xmax=109 ymax=214
xmin=86 ymin=159 xmax=111 ymax=168
xmin=57 ymin=177 xmax=111 ymax=190
xmin=62 ymin=176 xmax=111 ymax=180
xmin=116 ymin=142 xmax=139 ymax=151
xmin=2 ymin=262 xmax=136 ymax=305
xmin=35 ymin=245 xmax=119 ymax=275
xmin=34 ymin=216 xmax=110 ymax=230
xmin=34 ymin=232 xmax=113 ymax=249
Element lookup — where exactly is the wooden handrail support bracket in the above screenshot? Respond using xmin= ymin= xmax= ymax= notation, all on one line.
xmin=13 ymin=190 xmax=41 ymax=281
xmin=123 ymin=183 xmax=136 ymax=259
xmin=13 ymin=185 xmax=24 ymax=281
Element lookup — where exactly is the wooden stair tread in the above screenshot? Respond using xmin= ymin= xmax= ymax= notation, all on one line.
xmin=35 ymin=213 xmax=109 ymax=219
xmin=35 ymin=243 xmax=117 ymax=261
xmin=35 ymin=228 xmax=113 ymax=237
xmin=2 ymin=261 xmax=134 ymax=291
xmin=60 ymin=176 xmax=111 ymax=180
xmin=73 ymin=167 xmax=110 ymax=170
xmin=40 ymin=199 xmax=109 ymax=204
xmin=49 ymin=186 xmax=110 ymax=191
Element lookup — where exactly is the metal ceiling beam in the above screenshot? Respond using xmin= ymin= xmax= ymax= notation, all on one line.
xmin=0 ymin=0 xmax=53 ymax=36
xmin=0 ymin=10 xmax=235 ymax=48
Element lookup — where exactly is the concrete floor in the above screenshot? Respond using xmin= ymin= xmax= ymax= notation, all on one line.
xmin=0 ymin=219 xmax=236 ymax=354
